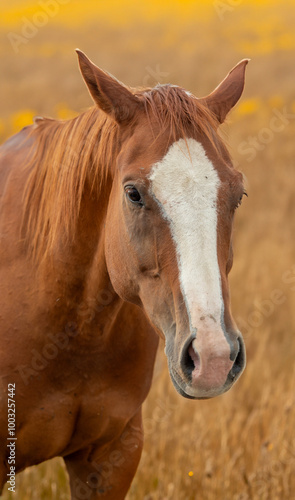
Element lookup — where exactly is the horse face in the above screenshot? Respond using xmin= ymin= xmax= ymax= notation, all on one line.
xmin=77 ymin=51 xmax=248 ymax=399
xmin=104 ymin=127 xmax=246 ymax=400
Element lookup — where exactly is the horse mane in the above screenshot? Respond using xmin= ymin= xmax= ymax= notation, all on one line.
xmin=23 ymin=84 xmax=224 ymax=260
xmin=23 ymin=108 xmax=118 ymax=259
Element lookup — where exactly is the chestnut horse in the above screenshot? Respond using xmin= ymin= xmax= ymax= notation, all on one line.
xmin=0 ymin=51 xmax=248 ymax=499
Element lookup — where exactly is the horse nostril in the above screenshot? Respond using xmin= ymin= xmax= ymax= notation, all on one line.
xmin=230 ymin=337 xmax=245 ymax=379
xmin=181 ymin=336 xmax=197 ymax=380
xmin=182 ymin=345 xmax=194 ymax=379
xmin=188 ymin=343 xmax=200 ymax=373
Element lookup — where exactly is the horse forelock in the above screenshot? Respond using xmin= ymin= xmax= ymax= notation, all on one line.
xmin=22 ymin=83 xmax=228 ymax=262
xmin=137 ymin=84 xmax=224 ymax=154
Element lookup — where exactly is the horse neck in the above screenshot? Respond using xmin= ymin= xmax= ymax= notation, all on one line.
xmin=38 ymin=176 xmax=125 ymax=345
xmin=32 ymin=114 xmax=124 ymax=338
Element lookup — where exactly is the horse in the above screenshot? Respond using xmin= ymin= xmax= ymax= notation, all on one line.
xmin=0 ymin=50 xmax=248 ymax=499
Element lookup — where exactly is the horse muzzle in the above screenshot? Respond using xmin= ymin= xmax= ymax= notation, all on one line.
xmin=166 ymin=329 xmax=246 ymax=400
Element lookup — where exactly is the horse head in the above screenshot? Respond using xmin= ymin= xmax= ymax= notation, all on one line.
xmin=77 ymin=50 xmax=248 ymax=399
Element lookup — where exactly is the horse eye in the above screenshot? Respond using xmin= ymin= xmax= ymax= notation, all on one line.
xmin=235 ymin=191 xmax=248 ymax=210
xmin=125 ymin=186 xmax=143 ymax=205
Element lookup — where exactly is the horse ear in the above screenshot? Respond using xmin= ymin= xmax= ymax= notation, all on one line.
xmin=201 ymin=59 xmax=249 ymax=124
xmin=76 ymin=49 xmax=140 ymax=125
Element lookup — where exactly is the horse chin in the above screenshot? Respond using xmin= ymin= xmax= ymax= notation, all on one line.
xmin=169 ymin=368 xmax=199 ymax=400
xmin=168 ymin=365 xmax=233 ymax=400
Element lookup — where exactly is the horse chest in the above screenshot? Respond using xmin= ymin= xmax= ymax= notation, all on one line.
xmin=2 ymin=334 xmax=155 ymax=469
xmin=1 ymin=367 xmax=143 ymax=471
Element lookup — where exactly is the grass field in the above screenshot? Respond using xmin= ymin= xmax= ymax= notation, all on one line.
xmin=1 ymin=0 xmax=295 ymax=499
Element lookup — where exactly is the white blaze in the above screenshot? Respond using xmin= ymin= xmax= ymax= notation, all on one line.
xmin=149 ymin=138 xmax=223 ymax=330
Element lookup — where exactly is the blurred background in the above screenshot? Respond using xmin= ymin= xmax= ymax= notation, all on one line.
xmin=1 ymin=0 xmax=295 ymax=499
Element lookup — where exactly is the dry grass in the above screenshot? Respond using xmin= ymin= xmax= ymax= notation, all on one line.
xmin=1 ymin=1 xmax=295 ymax=499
